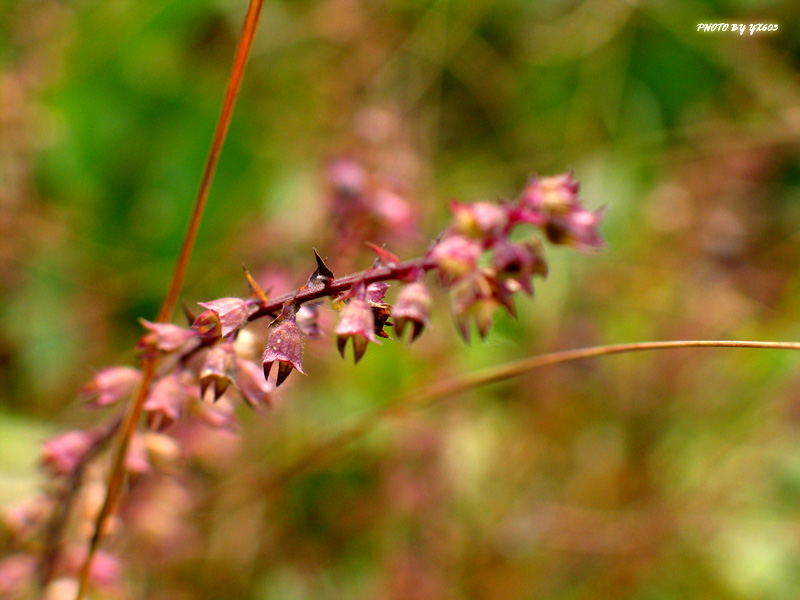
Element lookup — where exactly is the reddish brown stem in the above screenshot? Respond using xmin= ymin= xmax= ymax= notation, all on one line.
xmin=75 ymin=2 xmax=265 ymax=598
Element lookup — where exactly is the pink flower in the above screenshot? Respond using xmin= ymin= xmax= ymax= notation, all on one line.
xmin=41 ymin=430 xmax=97 ymax=476
xmin=137 ymin=320 xmax=196 ymax=355
xmin=491 ymin=240 xmax=548 ymax=294
xmin=236 ymin=358 xmax=274 ymax=408
xmin=144 ymin=374 xmax=196 ymax=428
xmin=262 ymin=316 xmax=306 ymax=387
xmin=194 ymin=297 xmax=253 ymax=339
xmin=450 ymin=200 xmax=509 ymax=238
xmin=80 ymin=366 xmax=141 ymax=408
xmin=199 ymin=343 xmax=237 ymax=401
xmin=392 ymin=282 xmax=432 ymax=342
xmin=430 ymin=235 xmax=483 ymax=281
xmin=336 ymin=298 xmax=379 ymax=363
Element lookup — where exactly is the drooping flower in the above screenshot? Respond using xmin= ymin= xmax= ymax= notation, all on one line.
xmin=193 ymin=297 xmax=253 ymax=339
xmin=392 ymin=282 xmax=432 ymax=342
xmin=450 ymin=272 xmax=500 ymax=342
xmin=543 ymin=207 xmax=606 ymax=251
xmin=235 ymin=358 xmax=274 ymax=408
xmin=336 ymin=298 xmax=379 ymax=363
xmin=199 ymin=343 xmax=237 ymax=401
xmin=143 ymin=373 xmax=196 ymax=429
xmin=80 ymin=366 xmax=141 ymax=408
xmin=262 ymin=314 xmax=306 ymax=387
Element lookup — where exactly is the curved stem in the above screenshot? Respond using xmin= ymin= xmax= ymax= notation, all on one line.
xmin=261 ymin=339 xmax=800 ymax=490
xmin=75 ymin=2 xmax=265 ymax=598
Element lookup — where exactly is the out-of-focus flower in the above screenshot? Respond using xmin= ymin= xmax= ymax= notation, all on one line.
xmin=518 ymin=173 xmax=605 ymax=251
xmin=193 ymin=297 xmax=253 ymax=339
xmin=137 ymin=320 xmax=197 ymax=355
xmin=544 ymin=207 xmax=606 ymax=251
xmin=296 ymin=303 xmax=322 ymax=339
xmin=336 ymin=298 xmax=379 ymax=363
xmin=199 ymin=343 xmax=237 ymax=401
xmin=451 ymin=273 xmax=501 ymax=341
xmin=235 ymin=358 xmax=274 ymax=408
xmin=392 ymin=282 xmax=432 ymax=342
xmin=451 ymin=200 xmax=509 ymax=238
xmin=41 ymin=430 xmax=98 ymax=476
xmin=430 ymin=235 xmax=483 ymax=281
xmin=262 ymin=315 xmax=306 ymax=386
xmin=0 ymin=554 xmax=35 ymax=597
xmin=327 ymin=155 xmax=368 ymax=198
xmin=144 ymin=373 xmax=196 ymax=428
xmin=80 ymin=366 xmax=141 ymax=408
xmin=492 ymin=239 xmax=548 ymax=294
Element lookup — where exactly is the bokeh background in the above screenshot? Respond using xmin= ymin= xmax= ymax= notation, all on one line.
xmin=3 ymin=0 xmax=800 ymax=598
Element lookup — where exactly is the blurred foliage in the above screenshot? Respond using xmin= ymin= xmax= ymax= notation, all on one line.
xmin=2 ymin=0 xmax=800 ymax=598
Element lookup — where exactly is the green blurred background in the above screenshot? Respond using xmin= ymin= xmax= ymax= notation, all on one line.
xmin=3 ymin=0 xmax=800 ymax=598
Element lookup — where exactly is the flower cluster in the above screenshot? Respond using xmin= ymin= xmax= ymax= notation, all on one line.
xmin=0 ymin=173 xmax=602 ymax=598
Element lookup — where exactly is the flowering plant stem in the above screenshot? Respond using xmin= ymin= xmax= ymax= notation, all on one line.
xmin=75 ymin=1 xmax=266 ymax=598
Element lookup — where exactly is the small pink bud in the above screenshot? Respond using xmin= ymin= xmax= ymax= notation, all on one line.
xmin=430 ymin=235 xmax=482 ymax=281
xmin=263 ymin=316 xmax=306 ymax=387
xmin=199 ymin=343 xmax=237 ymax=401
xmin=41 ymin=430 xmax=97 ymax=476
xmin=80 ymin=366 xmax=141 ymax=408
xmin=236 ymin=358 xmax=274 ymax=408
xmin=137 ymin=320 xmax=196 ymax=355
xmin=195 ymin=297 xmax=253 ymax=339
xmin=336 ymin=298 xmax=379 ymax=363
xmin=392 ymin=282 xmax=432 ymax=342
xmin=450 ymin=201 xmax=509 ymax=238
